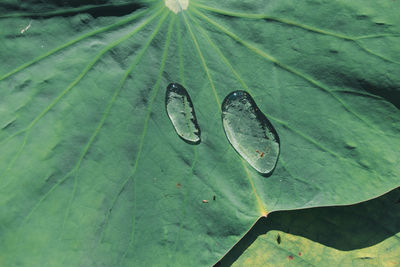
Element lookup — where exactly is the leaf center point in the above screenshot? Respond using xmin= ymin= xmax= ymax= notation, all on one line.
xmin=165 ymin=0 xmax=188 ymax=14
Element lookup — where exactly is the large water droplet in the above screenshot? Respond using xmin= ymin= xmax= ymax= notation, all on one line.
xmin=221 ymin=91 xmax=280 ymax=175
xmin=166 ymin=83 xmax=201 ymax=145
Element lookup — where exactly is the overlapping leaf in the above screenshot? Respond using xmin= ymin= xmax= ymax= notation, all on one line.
xmin=226 ymin=188 xmax=400 ymax=266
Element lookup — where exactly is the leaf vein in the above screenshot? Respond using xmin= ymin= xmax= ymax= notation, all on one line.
xmin=184 ymin=10 xmax=267 ymax=216
xmin=118 ymin=13 xmax=175 ymax=266
xmin=20 ymin=7 xmax=164 ymax=226
xmin=0 ymin=7 xmax=157 ymax=81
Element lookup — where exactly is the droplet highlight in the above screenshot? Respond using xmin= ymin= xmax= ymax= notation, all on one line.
xmin=166 ymin=83 xmax=201 ymax=145
xmin=221 ymin=91 xmax=280 ymax=175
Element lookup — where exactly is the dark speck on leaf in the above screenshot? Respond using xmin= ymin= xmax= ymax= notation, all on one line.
xmin=288 ymin=255 xmax=294 ymax=260
xmin=277 ymin=234 xmax=281 ymax=244
xmin=213 ymin=195 xmax=216 ymax=201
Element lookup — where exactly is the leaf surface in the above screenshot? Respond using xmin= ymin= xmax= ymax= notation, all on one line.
xmin=0 ymin=0 xmax=399 ymax=265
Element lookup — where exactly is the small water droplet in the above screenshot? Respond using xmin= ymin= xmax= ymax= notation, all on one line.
xmin=221 ymin=90 xmax=280 ymax=175
xmin=166 ymin=83 xmax=201 ymax=145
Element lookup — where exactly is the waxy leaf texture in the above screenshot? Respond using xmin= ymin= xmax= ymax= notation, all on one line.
xmin=0 ymin=0 xmax=399 ymax=265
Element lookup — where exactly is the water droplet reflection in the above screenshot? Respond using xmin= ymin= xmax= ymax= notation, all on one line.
xmin=221 ymin=90 xmax=280 ymax=175
xmin=166 ymin=83 xmax=201 ymax=145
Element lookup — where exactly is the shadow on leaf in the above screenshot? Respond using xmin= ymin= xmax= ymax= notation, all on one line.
xmin=216 ymin=187 xmax=400 ymax=266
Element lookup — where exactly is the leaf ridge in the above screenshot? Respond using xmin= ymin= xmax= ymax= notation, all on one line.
xmin=58 ymin=9 xmax=171 ymax=240
xmin=0 ymin=7 xmax=164 ymax=183
xmin=0 ymin=5 xmax=158 ymax=81
xmin=184 ymin=10 xmax=267 ymax=216
xmin=19 ymin=8 xmax=165 ymax=226
xmin=118 ymin=13 xmax=175 ymax=266
xmin=177 ymin=18 xmax=185 ymax=86
xmin=182 ymin=12 xmax=221 ymax=107
xmin=192 ymin=8 xmax=386 ymax=136
xmin=188 ymin=12 xmax=344 ymax=161
xmin=193 ymin=3 xmax=400 ymax=65
xmin=194 ymin=8 xmax=396 ymax=189
xmin=189 ymin=13 xmax=323 ymax=212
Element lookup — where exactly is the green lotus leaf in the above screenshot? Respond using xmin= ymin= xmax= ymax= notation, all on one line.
xmin=0 ymin=0 xmax=399 ymax=265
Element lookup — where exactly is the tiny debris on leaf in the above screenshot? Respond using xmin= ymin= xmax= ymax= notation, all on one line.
xmin=213 ymin=195 xmax=216 ymax=201
xmin=20 ymin=21 xmax=32 ymax=34
xmin=176 ymin=183 xmax=181 ymax=188
xmin=276 ymin=234 xmax=281 ymax=244
xmin=288 ymin=255 xmax=294 ymax=260
xmin=202 ymin=200 xmax=208 ymax=203
xmin=255 ymin=150 xmax=265 ymax=158
xmin=358 ymin=257 xmax=373 ymax=260
xmin=298 ymin=252 xmax=302 ymax=256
